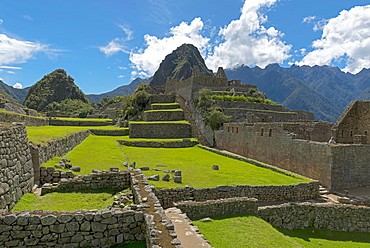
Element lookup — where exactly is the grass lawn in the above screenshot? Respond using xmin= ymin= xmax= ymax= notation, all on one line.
xmin=193 ymin=214 xmax=370 ymax=248
xmin=27 ymin=126 xmax=128 ymax=144
xmin=120 ymin=145 xmax=310 ymax=188
xmin=41 ymin=134 xmax=310 ymax=188
xmin=12 ymin=189 xmax=118 ymax=212
xmin=41 ymin=135 xmax=127 ymax=174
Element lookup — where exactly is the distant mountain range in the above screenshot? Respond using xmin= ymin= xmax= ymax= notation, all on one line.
xmin=225 ymin=64 xmax=370 ymax=122
xmin=3 ymin=54 xmax=370 ymax=122
xmin=86 ymin=77 xmax=151 ymax=103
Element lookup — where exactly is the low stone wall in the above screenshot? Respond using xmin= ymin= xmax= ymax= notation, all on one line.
xmin=29 ymin=130 xmax=90 ymax=172
xmin=41 ymin=171 xmax=131 ymax=195
xmin=151 ymin=103 xmax=180 ymax=110
xmin=49 ymin=119 xmax=113 ymax=126
xmin=174 ymin=197 xmax=258 ymax=218
xmin=0 ymin=111 xmax=48 ymax=126
xmin=129 ymin=122 xmax=192 ymax=139
xmin=155 ymin=181 xmax=320 ymax=209
xmin=90 ymin=129 xmax=129 ymax=136
xmin=144 ymin=110 xmax=184 ymax=121
xmin=118 ymin=139 xmax=198 ymax=148
xmin=40 ymin=167 xmax=75 ymax=185
xmin=259 ymin=203 xmax=370 ymax=232
xmin=0 ymin=208 xmax=145 ymax=247
xmin=150 ymin=94 xmax=176 ymax=104
xmin=0 ymin=123 xmax=34 ymax=210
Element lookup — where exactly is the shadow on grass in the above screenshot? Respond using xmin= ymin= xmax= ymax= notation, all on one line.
xmin=277 ymin=226 xmax=370 ymax=244
xmin=111 ymin=241 xmax=146 ymax=248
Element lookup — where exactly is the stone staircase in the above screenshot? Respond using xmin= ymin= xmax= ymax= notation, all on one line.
xmin=129 ymin=95 xmax=193 ymax=139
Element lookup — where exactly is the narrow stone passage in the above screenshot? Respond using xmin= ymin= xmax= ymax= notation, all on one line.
xmin=165 ymin=207 xmax=212 ymax=248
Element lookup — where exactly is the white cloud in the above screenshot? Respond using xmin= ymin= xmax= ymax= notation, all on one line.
xmin=129 ymin=17 xmax=210 ymax=77
xmin=118 ymin=75 xmax=125 ymax=78
xmin=0 ymin=19 xmax=3 ymax=25
xmin=118 ymin=66 xmax=127 ymax=70
xmin=205 ymin=0 xmax=291 ymax=71
xmin=12 ymin=83 xmax=22 ymax=89
xmin=6 ymin=71 xmax=15 ymax=74
xmin=298 ymin=5 xmax=370 ymax=74
xmin=99 ymin=38 xmax=128 ymax=56
xmin=99 ymin=25 xmax=133 ymax=56
xmin=129 ymin=0 xmax=291 ymax=77
xmin=0 ymin=34 xmax=48 ymax=65
xmin=23 ymin=15 xmax=33 ymax=21
xmin=0 ymin=66 xmax=22 ymax=70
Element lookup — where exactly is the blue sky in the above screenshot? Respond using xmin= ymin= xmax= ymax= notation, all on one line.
xmin=0 ymin=0 xmax=370 ymax=94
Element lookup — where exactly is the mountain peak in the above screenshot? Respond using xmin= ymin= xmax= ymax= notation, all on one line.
xmin=150 ymin=44 xmax=213 ymax=86
xmin=23 ymin=69 xmax=88 ymax=112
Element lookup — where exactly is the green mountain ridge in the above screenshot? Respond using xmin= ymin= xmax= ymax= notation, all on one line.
xmin=23 ymin=69 xmax=89 ymax=112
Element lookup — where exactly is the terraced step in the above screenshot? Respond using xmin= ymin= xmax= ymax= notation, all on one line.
xmin=144 ymin=109 xmax=184 ymax=121
xmin=151 ymin=103 xmax=180 ymax=110
xmin=129 ymin=121 xmax=192 ymax=139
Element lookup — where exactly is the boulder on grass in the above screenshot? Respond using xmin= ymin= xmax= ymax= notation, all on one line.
xmin=162 ymin=174 xmax=170 ymax=181
xmin=148 ymin=175 xmax=160 ymax=181
xmin=71 ymin=166 xmax=81 ymax=172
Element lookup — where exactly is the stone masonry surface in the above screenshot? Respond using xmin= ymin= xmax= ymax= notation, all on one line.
xmin=0 ymin=123 xmax=34 ymax=210
xmin=155 ymin=181 xmax=319 ymax=209
xmin=174 ymin=197 xmax=258 ymax=218
xmin=41 ymin=170 xmax=131 ymax=195
xmin=0 ymin=112 xmax=48 ymax=126
xmin=0 ymin=208 xmax=146 ymax=247
xmin=129 ymin=122 xmax=192 ymax=139
xmin=259 ymin=202 xmax=370 ymax=232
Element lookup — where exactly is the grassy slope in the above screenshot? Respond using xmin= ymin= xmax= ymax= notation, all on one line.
xmin=12 ymin=189 xmax=118 ymax=212
xmin=193 ymin=214 xmax=370 ymax=248
xmin=26 ymin=126 xmax=128 ymax=144
xmin=40 ymin=134 xmax=310 ymax=188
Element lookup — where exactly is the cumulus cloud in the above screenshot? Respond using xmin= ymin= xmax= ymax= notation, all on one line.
xmin=12 ymin=83 xmax=22 ymax=89
xmin=0 ymin=34 xmax=47 ymax=65
xmin=205 ymin=0 xmax=291 ymax=70
xmin=129 ymin=17 xmax=210 ymax=77
xmin=129 ymin=0 xmax=291 ymax=77
xmin=99 ymin=25 xmax=133 ymax=56
xmin=0 ymin=19 xmax=3 ymax=25
xmin=298 ymin=5 xmax=370 ymax=74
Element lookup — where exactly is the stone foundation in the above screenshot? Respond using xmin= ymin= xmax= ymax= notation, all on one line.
xmin=118 ymin=139 xmax=198 ymax=148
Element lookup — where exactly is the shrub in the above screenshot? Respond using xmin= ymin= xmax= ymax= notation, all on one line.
xmin=204 ymin=108 xmax=231 ymax=131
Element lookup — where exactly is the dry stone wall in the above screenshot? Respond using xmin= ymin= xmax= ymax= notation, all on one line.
xmin=89 ymin=129 xmax=129 ymax=136
xmin=0 ymin=208 xmax=145 ymax=247
xmin=259 ymin=203 xmax=370 ymax=232
xmin=40 ymin=167 xmax=74 ymax=185
xmin=0 ymin=123 xmax=34 ymax=210
xmin=49 ymin=119 xmax=113 ymax=126
xmin=155 ymin=181 xmax=319 ymax=209
xmin=41 ymin=171 xmax=131 ymax=195
xmin=118 ymin=139 xmax=198 ymax=148
xmin=143 ymin=110 xmax=184 ymax=121
xmin=174 ymin=197 xmax=258 ymax=218
xmin=0 ymin=112 xmax=48 ymax=126
xmin=129 ymin=122 xmax=192 ymax=139
xmin=215 ymin=122 xmax=370 ymax=190
xmin=30 ymin=130 xmax=90 ymax=168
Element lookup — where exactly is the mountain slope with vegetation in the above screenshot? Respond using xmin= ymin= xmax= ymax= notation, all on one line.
xmin=23 ymin=69 xmax=89 ymax=112
xmin=150 ymin=44 xmax=214 ymax=86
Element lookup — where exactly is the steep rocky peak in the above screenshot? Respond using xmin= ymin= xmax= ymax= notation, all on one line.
xmin=150 ymin=44 xmax=214 ymax=86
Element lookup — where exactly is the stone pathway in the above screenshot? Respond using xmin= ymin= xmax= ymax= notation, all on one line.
xmin=165 ymin=207 xmax=212 ymax=248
